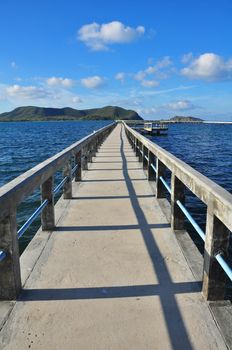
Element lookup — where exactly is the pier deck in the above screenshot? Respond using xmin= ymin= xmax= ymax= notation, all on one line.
xmin=0 ymin=124 xmax=227 ymax=349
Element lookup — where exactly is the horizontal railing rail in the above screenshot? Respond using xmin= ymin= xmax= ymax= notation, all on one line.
xmin=0 ymin=122 xmax=116 ymax=299
xmin=123 ymin=121 xmax=232 ymax=301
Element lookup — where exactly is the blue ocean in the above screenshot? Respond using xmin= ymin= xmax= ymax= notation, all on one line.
xmin=0 ymin=121 xmax=231 ymax=261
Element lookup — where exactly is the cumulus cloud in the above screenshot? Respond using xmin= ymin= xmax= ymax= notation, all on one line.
xmin=115 ymin=72 xmax=125 ymax=83
xmin=133 ymin=56 xmax=172 ymax=87
xmin=2 ymin=84 xmax=82 ymax=107
xmin=156 ymin=56 xmax=172 ymax=69
xmin=6 ymin=84 xmax=50 ymax=99
xmin=134 ymin=70 xmax=147 ymax=81
xmin=167 ymin=100 xmax=197 ymax=111
xmin=78 ymin=21 xmax=145 ymax=51
xmin=141 ymin=79 xmax=159 ymax=88
xmin=46 ymin=76 xmax=74 ymax=88
xmin=81 ymin=75 xmax=105 ymax=89
xmin=181 ymin=53 xmax=232 ymax=81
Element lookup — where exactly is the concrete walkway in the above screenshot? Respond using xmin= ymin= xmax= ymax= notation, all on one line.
xmin=0 ymin=124 xmax=226 ymax=349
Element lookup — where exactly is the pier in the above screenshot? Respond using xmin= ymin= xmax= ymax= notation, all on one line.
xmin=126 ymin=120 xmax=169 ymax=135
xmin=0 ymin=122 xmax=232 ymax=349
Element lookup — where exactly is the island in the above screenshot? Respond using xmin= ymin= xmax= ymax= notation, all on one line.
xmin=0 ymin=105 xmax=143 ymax=122
xmin=168 ymin=116 xmax=203 ymax=123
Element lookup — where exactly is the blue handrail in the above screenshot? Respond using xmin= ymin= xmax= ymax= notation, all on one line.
xmin=159 ymin=176 xmax=171 ymax=194
xmin=0 ymin=250 xmax=6 ymax=262
xmin=71 ymin=164 xmax=78 ymax=176
xmin=176 ymin=200 xmax=206 ymax=241
xmin=17 ymin=199 xmax=49 ymax=239
xmin=150 ymin=163 xmax=157 ymax=173
xmin=215 ymin=253 xmax=232 ymax=282
xmin=53 ymin=176 xmax=68 ymax=194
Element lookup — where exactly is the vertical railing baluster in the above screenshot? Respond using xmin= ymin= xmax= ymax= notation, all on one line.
xmin=0 ymin=208 xmax=21 ymax=299
xmin=63 ymin=160 xmax=72 ymax=199
xmin=75 ymin=151 xmax=82 ymax=182
xmin=143 ymin=146 xmax=148 ymax=170
xmin=133 ymin=136 xmax=136 ymax=152
xmin=171 ymin=174 xmax=185 ymax=230
xmin=92 ymin=138 xmax=97 ymax=158
xmin=138 ymin=141 xmax=143 ymax=162
xmin=41 ymin=176 xmax=55 ymax=230
xmin=82 ymin=147 xmax=88 ymax=170
xmin=87 ymin=142 xmax=93 ymax=163
xmin=148 ymin=151 xmax=156 ymax=181
xmin=202 ymin=211 xmax=230 ymax=300
xmin=156 ymin=159 xmax=166 ymax=198
xmin=135 ymin=139 xmax=139 ymax=157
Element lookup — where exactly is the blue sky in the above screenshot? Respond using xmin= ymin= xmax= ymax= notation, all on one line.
xmin=0 ymin=0 xmax=232 ymax=120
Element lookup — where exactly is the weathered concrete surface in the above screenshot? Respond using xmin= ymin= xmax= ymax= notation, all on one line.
xmin=0 ymin=125 xmax=227 ymax=349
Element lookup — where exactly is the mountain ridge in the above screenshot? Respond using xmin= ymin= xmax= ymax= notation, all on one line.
xmin=0 ymin=105 xmax=143 ymax=121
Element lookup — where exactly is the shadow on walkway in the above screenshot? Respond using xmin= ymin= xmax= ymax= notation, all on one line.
xmin=20 ymin=282 xmax=201 ymax=301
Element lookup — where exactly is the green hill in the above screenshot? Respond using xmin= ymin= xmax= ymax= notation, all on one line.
xmin=0 ymin=106 xmax=142 ymax=121
xmin=169 ymin=116 xmax=203 ymax=123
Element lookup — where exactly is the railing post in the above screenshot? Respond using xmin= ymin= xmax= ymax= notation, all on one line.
xmin=148 ymin=151 xmax=156 ymax=181
xmin=138 ymin=141 xmax=143 ymax=162
xmin=171 ymin=174 xmax=185 ymax=230
xmin=87 ymin=142 xmax=93 ymax=163
xmin=135 ymin=139 xmax=139 ymax=157
xmin=133 ymin=136 xmax=136 ymax=152
xmin=82 ymin=148 xmax=88 ymax=170
xmin=75 ymin=151 xmax=82 ymax=181
xmin=156 ymin=159 xmax=166 ymax=198
xmin=143 ymin=146 xmax=148 ymax=170
xmin=91 ymin=138 xmax=97 ymax=158
xmin=41 ymin=176 xmax=55 ymax=230
xmin=202 ymin=210 xmax=230 ymax=300
xmin=63 ymin=160 xmax=72 ymax=199
xmin=96 ymin=136 xmax=101 ymax=152
xmin=0 ymin=208 xmax=21 ymax=300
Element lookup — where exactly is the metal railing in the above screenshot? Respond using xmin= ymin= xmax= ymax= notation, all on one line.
xmin=0 ymin=122 xmax=116 ymax=299
xmin=124 ymin=121 xmax=232 ymax=301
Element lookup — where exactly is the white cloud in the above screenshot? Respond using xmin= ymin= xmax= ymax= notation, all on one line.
xmin=156 ymin=56 xmax=172 ymax=69
xmin=133 ymin=56 xmax=172 ymax=87
xmin=181 ymin=53 xmax=232 ymax=81
xmin=6 ymin=84 xmax=50 ymax=99
xmin=134 ymin=70 xmax=147 ymax=81
xmin=115 ymin=72 xmax=125 ymax=83
xmin=181 ymin=53 xmax=193 ymax=64
xmin=139 ymin=85 xmax=196 ymax=96
xmin=72 ymin=96 xmax=83 ymax=103
xmin=81 ymin=75 xmax=105 ymax=89
xmin=141 ymin=79 xmax=159 ymax=88
xmin=137 ymin=107 xmax=158 ymax=115
xmin=78 ymin=21 xmax=145 ymax=51
xmin=167 ymin=100 xmax=197 ymax=111
xmin=1 ymin=84 xmax=82 ymax=108
xmin=46 ymin=76 xmax=74 ymax=88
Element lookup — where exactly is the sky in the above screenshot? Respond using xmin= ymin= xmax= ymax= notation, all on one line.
xmin=0 ymin=0 xmax=232 ymax=120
